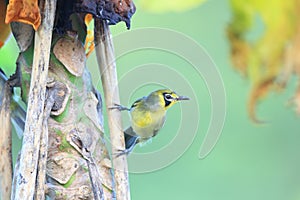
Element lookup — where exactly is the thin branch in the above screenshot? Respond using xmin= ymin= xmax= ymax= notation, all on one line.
xmin=0 ymin=71 xmax=12 ymax=200
xmin=69 ymin=129 xmax=105 ymax=200
xmin=87 ymin=156 xmax=105 ymax=200
xmin=35 ymin=88 xmax=55 ymax=200
xmin=94 ymin=19 xmax=131 ymax=200
xmin=13 ymin=0 xmax=57 ymax=199
xmin=11 ymin=153 xmax=20 ymax=200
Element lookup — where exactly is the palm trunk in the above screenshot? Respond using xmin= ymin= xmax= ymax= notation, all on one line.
xmin=0 ymin=70 xmax=13 ymax=200
xmin=1 ymin=0 xmax=135 ymax=199
xmin=14 ymin=19 xmax=114 ymax=200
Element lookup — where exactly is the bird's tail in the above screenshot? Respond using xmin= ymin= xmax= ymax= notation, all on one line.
xmin=124 ymin=127 xmax=139 ymax=153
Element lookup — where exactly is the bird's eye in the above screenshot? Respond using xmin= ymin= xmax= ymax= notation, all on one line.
xmin=164 ymin=94 xmax=173 ymax=101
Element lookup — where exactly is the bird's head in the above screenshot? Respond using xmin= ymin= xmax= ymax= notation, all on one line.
xmin=148 ymin=89 xmax=189 ymax=110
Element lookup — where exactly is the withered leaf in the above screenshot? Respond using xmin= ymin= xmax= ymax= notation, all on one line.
xmin=5 ymin=0 xmax=41 ymax=31
xmin=228 ymin=0 xmax=300 ymax=121
xmin=47 ymin=152 xmax=80 ymax=184
xmin=227 ymin=28 xmax=249 ymax=76
xmin=53 ymin=36 xmax=86 ymax=77
xmin=74 ymin=0 xmax=136 ymax=29
xmin=47 ymin=81 xmax=71 ymax=116
xmin=55 ymin=0 xmax=135 ymax=33
xmin=248 ymin=77 xmax=275 ymax=123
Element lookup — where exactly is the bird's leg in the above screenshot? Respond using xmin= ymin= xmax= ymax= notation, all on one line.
xmin=114 ymin=148 xmax=132 ymax=158
xmin=114 ymin=137 xmax=139 ymax=158
xmin=109 ymin=103 xmax=130 ymax=111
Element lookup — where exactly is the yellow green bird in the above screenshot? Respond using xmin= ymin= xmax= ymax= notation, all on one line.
xmin=111 ymin=89 xmax=189 ymax=155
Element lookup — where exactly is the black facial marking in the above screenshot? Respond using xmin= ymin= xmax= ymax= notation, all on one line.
xmin=163 ymin=92 xmax=172 ymax=107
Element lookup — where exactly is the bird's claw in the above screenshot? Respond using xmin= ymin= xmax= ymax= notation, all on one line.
xmin=114 ymin=148 xmax=131 ymax=158
xmin=109 ymin=103 xmax=130 ymax=111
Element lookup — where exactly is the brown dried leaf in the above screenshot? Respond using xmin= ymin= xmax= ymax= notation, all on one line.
xmin=5 ymin=0 xmax=41 ymax=31
xmin=47 ymin=152 xmax=80 ymax=184
xmin=53 ymin=36 xmax=86 ymax=77
xmin=74 ymin=0 xmax=136 ymax=29
xmin=248 ymin=77 xmax=275 ymax=123
xmin=227 ymin=29 xmax=249 ymax=76
xmin=47 ymin=81 xmax=71 ymax=116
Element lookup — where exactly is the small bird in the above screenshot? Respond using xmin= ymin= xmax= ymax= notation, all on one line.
xmin=111 ymin=89 xmax=189 ymax=155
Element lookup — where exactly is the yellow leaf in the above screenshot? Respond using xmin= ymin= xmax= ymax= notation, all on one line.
xmin=228 ymin=0 xmax=300 ymax=121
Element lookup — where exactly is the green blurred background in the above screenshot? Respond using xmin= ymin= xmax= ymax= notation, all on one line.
xmin=1 ymin=0 xmax=300 ymax=199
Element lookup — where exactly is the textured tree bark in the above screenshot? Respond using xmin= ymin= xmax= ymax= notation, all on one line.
xmin=13 ymin=0 xmax=57 ymax=199
xmin=0 ymin=71 xmax=12 ymax=200
xmin=13 ymin=22 xmax=115 ymax=200
xmin=42 ymin=36 xmax=114 ymax=199
xmin=35 ymin=89 xmax=55 ymax=200
xmin=4 ymin=0 xmax=135 ymax=199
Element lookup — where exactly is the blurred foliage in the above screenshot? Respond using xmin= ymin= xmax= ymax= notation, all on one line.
xmin=227 ymin=0 xmax=300 ymax=122
xmin=137 ymin=0 xmax=206 ymax=13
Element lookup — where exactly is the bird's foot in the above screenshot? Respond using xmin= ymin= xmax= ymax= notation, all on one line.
xmin=114 ymin=148 xmax=133 ymax=158
xmin=109 ymin=103 xmax=130 ymax=111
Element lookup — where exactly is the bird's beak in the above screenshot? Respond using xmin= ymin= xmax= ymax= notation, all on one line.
xmin=176 ymin=96 xmax=190 ymax=101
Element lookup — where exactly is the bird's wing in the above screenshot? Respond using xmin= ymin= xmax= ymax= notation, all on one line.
xmin=130 ymin=97 xmax=146 ymax=109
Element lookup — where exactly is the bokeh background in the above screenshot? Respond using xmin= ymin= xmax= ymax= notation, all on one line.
xmin=1 ymin=0 xmax=300 ymax=199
